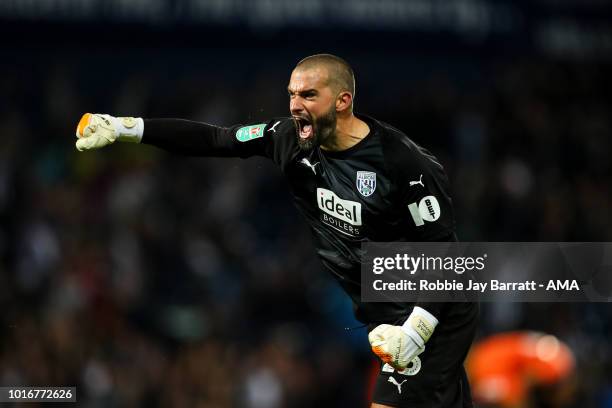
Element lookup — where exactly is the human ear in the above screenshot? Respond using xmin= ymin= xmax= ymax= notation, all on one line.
xmin=336 ymin=91 xmax=353 ymax=112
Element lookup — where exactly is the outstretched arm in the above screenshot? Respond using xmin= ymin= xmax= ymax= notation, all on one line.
xmin=75 ymin=113 xmax=277 ymax=158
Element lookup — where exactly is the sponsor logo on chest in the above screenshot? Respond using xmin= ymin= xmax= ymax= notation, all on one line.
xmin=317 ymin=188 xmax=362 ymax=225
xmin=317 ymin=188 xmax=362 ymax=236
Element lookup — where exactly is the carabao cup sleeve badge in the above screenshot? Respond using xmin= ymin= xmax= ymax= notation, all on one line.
xmin=236 ymin=124 xmax=267 ymax=142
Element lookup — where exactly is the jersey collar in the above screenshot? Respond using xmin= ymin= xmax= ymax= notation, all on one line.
xmin=320 ymin=113 xmax=379 ymax=159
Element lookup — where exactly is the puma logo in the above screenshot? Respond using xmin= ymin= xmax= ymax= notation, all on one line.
xmin=388 ymin=376 xmax=408 ymax=394
xmin=409 ymin=174 xmax=424 ymax=188
xmin=268 ymin=121 xmax=281 ymax=133
xmin=300 ymin=158 xmax=319 ymax=175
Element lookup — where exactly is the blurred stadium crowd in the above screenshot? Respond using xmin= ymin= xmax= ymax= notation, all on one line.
xmin=1 ymin=20 xmax=612 ymax=408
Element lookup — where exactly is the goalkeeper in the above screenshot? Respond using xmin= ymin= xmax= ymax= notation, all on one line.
xmin=74 ymin=54 xmax=478 ymax=408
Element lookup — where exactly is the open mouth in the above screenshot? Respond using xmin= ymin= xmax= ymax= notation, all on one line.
xmin=293 ymin=116 xmax=313 ymax=140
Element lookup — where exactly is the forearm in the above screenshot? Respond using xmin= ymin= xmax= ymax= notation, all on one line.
xmin=412 ymin=229 xmax=456 ymax=317
xmin=413 ymin=301 xmax=445 ymax=318
xmin=142 ymin=118 xmax=238 ymax=157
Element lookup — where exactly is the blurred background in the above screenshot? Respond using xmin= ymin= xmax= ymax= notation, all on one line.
xmin=1 ymin=0 xmax=612 ymax=406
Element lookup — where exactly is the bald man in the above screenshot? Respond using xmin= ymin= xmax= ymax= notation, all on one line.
xmin=74 ymin=54 xmax=478 ymax=407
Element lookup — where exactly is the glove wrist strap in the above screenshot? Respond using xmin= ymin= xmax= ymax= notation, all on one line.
xmin=115 ymin=117 xmax=144 ymax=143
xmin=402 ymin=306 xmax=439 ymax=343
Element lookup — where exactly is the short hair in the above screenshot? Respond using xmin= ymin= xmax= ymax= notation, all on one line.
xmin=295 ymin=54 xmax=356 ymax=99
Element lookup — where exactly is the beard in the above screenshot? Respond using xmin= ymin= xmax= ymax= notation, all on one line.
xmin=295 ymin=105 xmax=337 ymax=152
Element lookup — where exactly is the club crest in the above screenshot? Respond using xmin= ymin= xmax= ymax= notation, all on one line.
xmin=356 ymin=171 xmax=376 ymax=197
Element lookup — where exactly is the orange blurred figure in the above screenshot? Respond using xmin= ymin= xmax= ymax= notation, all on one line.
xmin=467 ymin=331 xmax=576 ymax=408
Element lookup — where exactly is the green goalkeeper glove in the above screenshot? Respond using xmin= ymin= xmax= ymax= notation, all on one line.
xmin=368 ymin=306 xmax=439 ymax=370
xmin=75 ymin=113 xmax=143 ymax=151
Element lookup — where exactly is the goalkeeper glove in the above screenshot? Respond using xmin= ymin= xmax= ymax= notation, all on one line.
xmin=75 ymin=113 xmax=143 ymax=151
xmin=368 ymin=306 xmax=438 ymax=370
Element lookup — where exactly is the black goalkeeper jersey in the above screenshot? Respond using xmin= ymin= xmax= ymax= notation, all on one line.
xmin=143 ymin=114 xmax=469 ymax=324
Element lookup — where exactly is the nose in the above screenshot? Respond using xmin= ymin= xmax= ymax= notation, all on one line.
xmin=290 ymin=97 xmax=304 ymax=116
